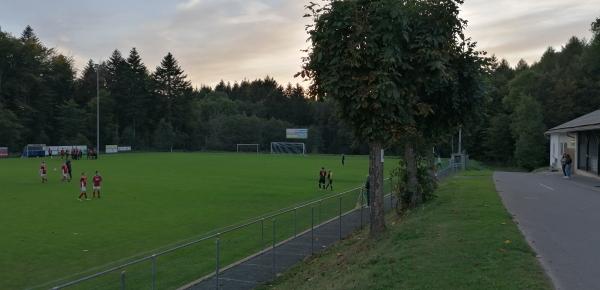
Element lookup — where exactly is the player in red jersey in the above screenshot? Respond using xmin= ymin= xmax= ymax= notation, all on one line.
xmin=39 ymin=161 xmax=48 ymax=183
xmin=92 ymin=171 xmax=103 ymax=199
xmin=78 ymin=172 xmax=89 ymax=201
xmin=61 ymin=162 xmax=69 ymax=182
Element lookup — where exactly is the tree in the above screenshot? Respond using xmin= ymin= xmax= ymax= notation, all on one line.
xmin=153 ymin=119 xmax=175 ymax=151
xmin=0 ymin=103 xmax=23 ymax=150
xmin=125 ymin=48 xmax=151 ymax=148
xmin=512 ymin=95 xmax=546 ymax=170
xmin=152 ymin=52 xmax=193 ymax=148
xmin=301 ymin=0 xmax=487 ymax=234
xmin=56 ymin=99 xmax=88 ymax=144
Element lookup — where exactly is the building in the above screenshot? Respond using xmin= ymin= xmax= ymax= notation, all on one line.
xmin=546 ymin=110 xmax=600 ymax=177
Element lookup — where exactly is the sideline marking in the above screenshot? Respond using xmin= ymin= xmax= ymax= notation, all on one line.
xmin=539 ymin=183 xmax=555 ymax=191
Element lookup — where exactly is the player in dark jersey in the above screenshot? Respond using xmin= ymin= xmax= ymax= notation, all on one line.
xmin=92 ymin=171 xmax=103 ymax=199
xmin=78 ymin=172 xmax=89 ymax=201
xmin=325 ymin=170 xmax=334 ymax=191
xmin=66 ymin=159 xmax=72 ymax=181
xmin=39 ymin=161 xmax=48 ymax=183
xmin=318 ymin=167 xmax=326 ymax=189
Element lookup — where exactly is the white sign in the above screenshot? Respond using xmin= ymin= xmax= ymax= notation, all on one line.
xmin=286 ymin=129 xmax=308 ymax=139
xmin=118 ymin=146 xmax=132 ymax=152
xmin=105 ymin=145 xmax=118 ymax=154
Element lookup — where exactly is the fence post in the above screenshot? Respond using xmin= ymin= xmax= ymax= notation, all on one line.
xmin=319 ymin=200 xmax=323 ymax=223
xmin=120 ymin=271 xmax=126 ymax=290
xmin=216 ymin=237 xmax=221 ymax=290
xmin=272 ymin=219 xmax=276 ymax=276
xmin=311 ymin=207 xmax=315 ymax=254
xmin=389 ymin=179 xmax=393 ymax=212
xmin=294 ymin=208 xmax=297 ymax=238
xmin=261 ymin=218 xmax=264 ymax=244
xmin=338 ymin=196 xmax=342 ymax=240
xmin=360 ymin=189 xmax=364 ymax=229
xmin=151 ymin=254 xmax=156 ymax=290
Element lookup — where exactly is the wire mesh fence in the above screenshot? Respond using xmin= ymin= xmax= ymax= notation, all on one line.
xmin=47 ymin=162 xmax=461 ymax=290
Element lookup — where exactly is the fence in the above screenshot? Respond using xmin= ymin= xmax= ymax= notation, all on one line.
xmin=47 ymin=163 xmax=461 ymax=290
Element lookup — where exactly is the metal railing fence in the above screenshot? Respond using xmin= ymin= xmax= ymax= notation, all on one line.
xmin=46 ymin=163 xmax=460 ymax=290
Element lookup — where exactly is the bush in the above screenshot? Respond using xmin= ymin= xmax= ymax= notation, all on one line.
xmin=391 ymin=157 xmax=438 ymax=212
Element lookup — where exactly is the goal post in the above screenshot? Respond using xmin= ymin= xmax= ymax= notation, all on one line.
xmin=236 ymin=144 xmax=259 ymax=153
xmin=270 ymin=142 xmax=306 ymax=155
xmin=0 ymin=147 xmax=8 ymax=158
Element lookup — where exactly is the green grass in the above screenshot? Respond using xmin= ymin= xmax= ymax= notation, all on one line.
xmin=0 ymin=152 xmax=389 ymax=290
xmin=262 ymin=170 xmax=552 ymax=290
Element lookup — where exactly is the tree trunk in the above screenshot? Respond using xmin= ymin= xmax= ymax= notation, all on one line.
xmin=369 ymin=142 xmax=386 ymax=237
xmin=405 ymin=142 xmax=421 ymax=208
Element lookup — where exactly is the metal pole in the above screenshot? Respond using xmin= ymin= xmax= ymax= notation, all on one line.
xmin=261 ymin=218 xmax=264 ymax=244
xmin=151 ymin=254 xmax=156 ymax=290
xmin=319 ymin=200 xmax=322 ymax=223
xmin=360 ymin=190 xmax=364 ymax=229
xmin=272 ymin=219 xmax=276 ymax=276
xmin=293 ymin=208 xmax=297 ymax=238
xmin=311 ymin=207 xmax=314 ymax=254
xmin=96 ymin=63 xmax=100 ymax=157
xmin=216 ymin=238 xmax=220 ymax=290
xmin=338 ymin=196 xmax=342 ymax=240
xmin=120 ymin=271 xmax=126 ymax=290
xmin=459 ymin=127 xmax=463 ymax=155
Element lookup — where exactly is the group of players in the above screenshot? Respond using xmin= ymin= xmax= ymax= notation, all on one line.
xmin=47 ymin=148 xmax=98 ymax=160
xmin=39 ymin=160 xmax=103 ymax=201
xmin=318 ymin=167 xmax=334 ymax=191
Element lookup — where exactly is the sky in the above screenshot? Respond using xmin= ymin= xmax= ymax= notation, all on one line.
xmin=1 ymin=0 xmax=598 ymax=87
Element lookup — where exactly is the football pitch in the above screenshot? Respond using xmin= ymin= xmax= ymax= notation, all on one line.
xmin=0 ymin=152 xmax=389 ymax=289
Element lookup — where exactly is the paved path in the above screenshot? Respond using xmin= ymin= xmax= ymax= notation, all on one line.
xmin=495 ymin=171 xmax=600 ymax=290
xmin=182 ymin=194 xmax=396 ymax=290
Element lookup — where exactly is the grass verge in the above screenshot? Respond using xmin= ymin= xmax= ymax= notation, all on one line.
xmin=260 ymin=170 xmax=552 ymax=290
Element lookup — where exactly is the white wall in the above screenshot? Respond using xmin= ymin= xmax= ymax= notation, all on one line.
xmin=549 ymin=133 xmax=575 ymax=170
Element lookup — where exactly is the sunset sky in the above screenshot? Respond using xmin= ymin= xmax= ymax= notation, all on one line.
xmin=1 ymin=0 xmax=598 ymax=87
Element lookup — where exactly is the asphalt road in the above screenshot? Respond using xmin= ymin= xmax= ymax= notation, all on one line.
xmin=495 ymin=172 xmax=600 ymax=290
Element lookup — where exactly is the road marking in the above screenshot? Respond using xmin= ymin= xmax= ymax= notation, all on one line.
xmin=539 ymin=183 xmax=555 ymax=191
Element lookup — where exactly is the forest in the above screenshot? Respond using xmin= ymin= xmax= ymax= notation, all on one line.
xmin=0 ymin=26 xmax=359 ymax=154
xmin=1 ymin=18 xmax=600 ymax=169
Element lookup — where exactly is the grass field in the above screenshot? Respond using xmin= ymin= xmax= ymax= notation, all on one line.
xmin=0 ymin=152 xmax=388 ymax=289
xmin=262 ymin=170 xmax=552 ymax=290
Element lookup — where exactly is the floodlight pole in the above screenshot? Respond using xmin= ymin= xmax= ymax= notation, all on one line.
xmin=96 ymin=63 xmax=100 ymax=157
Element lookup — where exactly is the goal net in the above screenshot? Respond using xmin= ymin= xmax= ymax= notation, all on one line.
xmin=0 ymin=147 xmax=8 ymax=158
xmin=270 ymin=142 xmax=306 ymax=155
xmin=236 ymin=144 xmax=259 ymax=153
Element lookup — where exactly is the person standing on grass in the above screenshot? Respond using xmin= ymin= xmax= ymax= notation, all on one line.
xmin=61 ymin=162 xmax=69 ymax=182
xmin=39 ymin=161 xmax=48 ymax=183
xmin=78 ymin=172 xmax=89 ymax=201
xmin=92 ymin=171 xmax=103 ymax=199
xmin=318 ymin=167 xmax=327 ymax=189
xmin=342 ymin=154 xmax=345 ymax=166
xmin=325 ymin=170 xmax=334 ymax=191
xmin=66 ymin=159 xmax=72 ymax=181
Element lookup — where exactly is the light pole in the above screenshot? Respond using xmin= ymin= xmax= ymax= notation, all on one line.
xmin=95 ymin=63 xmax=100 ymax=157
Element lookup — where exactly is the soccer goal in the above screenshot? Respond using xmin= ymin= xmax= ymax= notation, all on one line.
xmin=0 ymin=147 xmax=8 ymax=158
xmin=270 ymin=142 xmax=306 ymax=155
xmin=236 ymin=144 xmax=260 ymax=153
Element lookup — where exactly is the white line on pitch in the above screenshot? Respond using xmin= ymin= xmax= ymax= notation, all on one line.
xmin=539 ymin=183 xmax=555 ymax=191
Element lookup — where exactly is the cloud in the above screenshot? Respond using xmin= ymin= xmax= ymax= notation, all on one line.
xmin=0 ymin=0 xmax=597 ymax=86
xmin=461 ymin=0 xmax=598 ymax=66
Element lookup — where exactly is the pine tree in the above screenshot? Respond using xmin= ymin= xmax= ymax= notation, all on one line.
xmin=152 ymin=52 xmax=193 ymax=148
xmin=125 ymin=47 xmax=151 ymax=148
